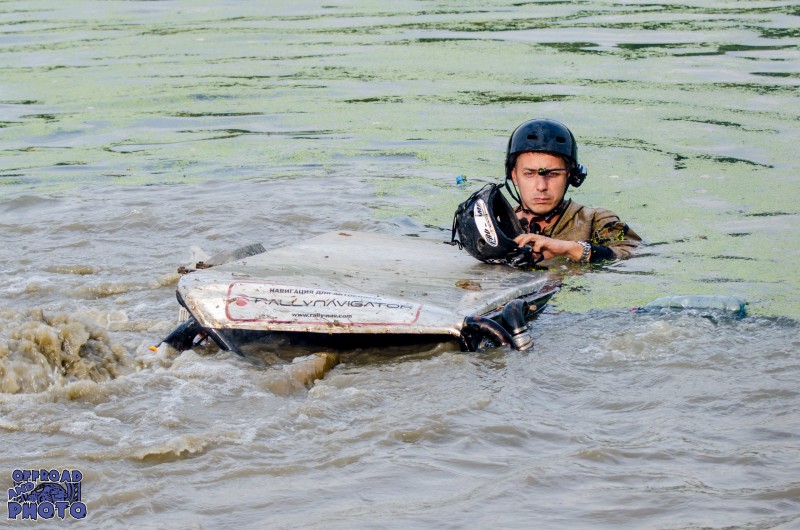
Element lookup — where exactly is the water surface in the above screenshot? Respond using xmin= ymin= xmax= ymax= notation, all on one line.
xmin=1 ymin=1 xmax=799 ymax=528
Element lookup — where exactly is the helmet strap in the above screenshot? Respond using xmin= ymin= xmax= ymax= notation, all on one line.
xmin=519 ymin=198 xmax=571 ymax=233
xmin=503 ymin=178 xmax=522 ymax=205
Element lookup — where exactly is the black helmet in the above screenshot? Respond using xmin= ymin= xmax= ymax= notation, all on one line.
xmin=451 ymin=184 xmax=540 ymax=266
xmin=505 ymin=118 xmax=587 ymax=187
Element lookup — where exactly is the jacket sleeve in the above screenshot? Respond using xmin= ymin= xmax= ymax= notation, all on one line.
xmin=589 ymin=208 xmax=642 ymax=260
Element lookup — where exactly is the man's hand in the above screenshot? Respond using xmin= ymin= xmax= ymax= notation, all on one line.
xmin=514 ymin=234 xmax=586 ymax=261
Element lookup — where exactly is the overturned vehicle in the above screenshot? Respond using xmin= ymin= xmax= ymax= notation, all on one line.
xmin=162 ymin=231 xmax=560 ymax=355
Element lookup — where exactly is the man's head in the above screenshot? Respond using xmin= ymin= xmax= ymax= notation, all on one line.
xmin=504 ymin=119 xmax=587 ymax=215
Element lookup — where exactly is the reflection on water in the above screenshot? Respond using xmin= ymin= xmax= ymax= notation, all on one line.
xmin=1 ymin=1 xmax=799 ymax=527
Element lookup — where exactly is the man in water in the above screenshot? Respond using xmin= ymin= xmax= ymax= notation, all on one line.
xmin=505 ymin=118 xmax=641 ymax=262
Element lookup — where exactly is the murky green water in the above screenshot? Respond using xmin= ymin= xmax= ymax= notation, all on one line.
xmin=2 ymin=1 xmax=799 ymax=528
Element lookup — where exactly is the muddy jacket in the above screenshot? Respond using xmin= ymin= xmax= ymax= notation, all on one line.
xmin=522 ymin=200 xmax=642 ymax=261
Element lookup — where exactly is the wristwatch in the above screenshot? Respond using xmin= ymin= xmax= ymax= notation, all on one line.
xmin=578 ymin=241 xmax=591 ymax=263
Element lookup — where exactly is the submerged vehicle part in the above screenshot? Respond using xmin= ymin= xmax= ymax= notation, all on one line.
xmin=638 ymin=295 xmax=748 ymax=318
xmin=162 ymin=231 xmax=560 ymax=354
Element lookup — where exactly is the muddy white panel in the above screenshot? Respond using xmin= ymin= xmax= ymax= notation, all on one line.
xmin=177 ymin=231 xmax=558 ymax=337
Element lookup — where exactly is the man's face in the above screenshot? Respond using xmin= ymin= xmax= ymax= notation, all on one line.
xmin=511 ymin=151 xmax=569 ymax=216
